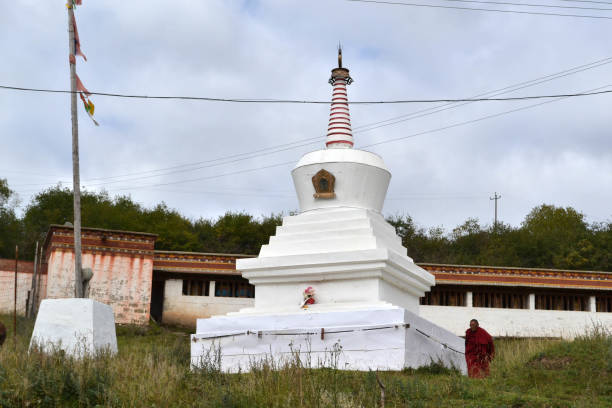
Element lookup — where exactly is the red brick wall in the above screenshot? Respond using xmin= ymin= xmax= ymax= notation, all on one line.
xmin=44 ymin=225 xmax=156 ymax=325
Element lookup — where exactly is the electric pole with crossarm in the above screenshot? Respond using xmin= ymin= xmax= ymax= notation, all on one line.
xmin=490 ymin=192 xmax=501 ymax=229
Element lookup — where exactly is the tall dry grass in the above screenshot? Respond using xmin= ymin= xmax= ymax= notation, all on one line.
xmin=0 ymin=315 xmax=610 ymax=407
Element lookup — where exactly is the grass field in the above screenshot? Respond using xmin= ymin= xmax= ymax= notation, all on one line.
xmin=0 ymin=315 xmax=610 ymax=407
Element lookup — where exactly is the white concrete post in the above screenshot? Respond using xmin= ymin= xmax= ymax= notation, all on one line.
xmin=529 ymin=293 xmax=535 ymax=310
xmin=589 ymin=296 xmax=597 ymax=312
xmin=209 ymin=281 xmax=216 ymax=297
xmin=466 ymin=291 xmax=473 ymax=308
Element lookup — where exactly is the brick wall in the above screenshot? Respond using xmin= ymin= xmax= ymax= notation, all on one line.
xmin=44 ymin=225 xmax=157 ymax=325
xmin=0 ymin=259 xmax=46 ymax=316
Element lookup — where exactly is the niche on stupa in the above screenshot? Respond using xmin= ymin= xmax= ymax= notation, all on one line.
xmin=312 ymin=169 xmax=336 ymax=199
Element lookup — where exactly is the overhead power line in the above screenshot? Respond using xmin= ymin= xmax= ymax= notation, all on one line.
xmin=1 ymin=84 xmax=612 ymax=104
xmin=82 ymin=136 xmax=322 ymax=182
xmin=353 ymin=57 xmax=612 ymax=133
xmin=9 ymin=138 xmax=322 ymax=188
xmin=11 ymin=79 xmax=607 ymax=195
xmin=87 ymin=55 xmax=612 ymax=183
xmin=360 ymin=84 xmax=611 ymax=148
xmin=75 ymin=57 xmax=612 ymax=185
xmin=111 ymin=161 xmax=297 ymax=192
xmin=436 ymin=0 xmax=612 ymax=11
xmin=559 ymin=0 xmax=612 ymax=5
xmin=345 ymin=0 xmax=612 ymax=19
xmin=89 ymin=84 xmax=611 ymax=192
xmin=8 ymin=55 xmax=612 ymax=190
xmin=82 ymin=141 xmax=320 ymax=188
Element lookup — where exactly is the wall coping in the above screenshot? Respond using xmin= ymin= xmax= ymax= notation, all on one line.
xmin=0 ymin=259 xmax=35 ymax=274
xmin=419 ymin=262 xmax=611 ymax=275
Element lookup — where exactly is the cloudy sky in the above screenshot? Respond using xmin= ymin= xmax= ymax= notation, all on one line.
xmin=1 ymin=0 xmax=611 ymax=232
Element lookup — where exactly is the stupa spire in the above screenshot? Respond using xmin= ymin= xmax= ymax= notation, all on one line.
xmin=326 ymin=46 xmax=354 ymax=149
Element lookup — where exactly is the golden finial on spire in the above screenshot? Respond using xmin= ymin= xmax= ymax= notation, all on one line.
xmin=329 ymin=44 xmax=352 ymax=86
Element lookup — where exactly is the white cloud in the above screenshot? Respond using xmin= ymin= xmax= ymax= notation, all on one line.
xmin=1 ymin=0 xmax=610 ymax=231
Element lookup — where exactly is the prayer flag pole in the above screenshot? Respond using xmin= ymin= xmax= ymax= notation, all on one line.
xmin=67 ymin=3 xmax=83 ymax=298
xmin=13 ymin=245 xmax=18 ymax=340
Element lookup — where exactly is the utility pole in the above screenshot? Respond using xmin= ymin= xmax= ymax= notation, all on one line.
xmin=34 ymin=243 xmax=44 ymax=316
xmin=490 ymin=192 xmax=501 ymax=228
xmin=27 ymin=242 xmax=39 ymax=318
xmin=68 ymin=5 xmax=83 ymax=298
xmin=13 ymin=245 xmax=18 ymax=340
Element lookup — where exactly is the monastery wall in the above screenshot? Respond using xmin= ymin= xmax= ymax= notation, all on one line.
xmin=17 ymin=224 xmax=611 ymax=336
xmin=0 ymin=272 xmax=33 ymax=315
xmin=44 ymin=225 xmax=156 ymax=325
xmin=162 ymin=279 xmax=253 ymax=327
xmin=419 ymin=263 xmax=612 ymax=338
xmin=420 ymin=305 xmax=612 ymax=339
xmin=160 ymin=257 xmax=612 ymax=334
xmin=0 ymin=259 xmax=46 ymax=316
xmin=163 ymin=273 xmax=612 ymax=336
xmin=46 ymin=251 xmax=154 ymax=324
xmin=154 ymin=251 xmax=254 ymax=327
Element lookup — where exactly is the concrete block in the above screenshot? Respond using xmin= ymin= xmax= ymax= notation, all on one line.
xmin=30 ymin=298 xmax=118 ymax=357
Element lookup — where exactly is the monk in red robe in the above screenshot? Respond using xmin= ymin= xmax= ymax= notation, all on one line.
xmin=465 ymin=319 xmax=494 ymax=378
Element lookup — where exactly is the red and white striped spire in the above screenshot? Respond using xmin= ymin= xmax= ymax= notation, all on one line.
xmin=326 ymin=47 xmax=354 ymax=149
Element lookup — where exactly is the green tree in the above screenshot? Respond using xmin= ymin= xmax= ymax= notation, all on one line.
xmin=387 ymin=214 xmax=424 ymax=260
xmin=519 ymin=204 xmax=590 ymax=269
xmin=478 ymin=222 xmax=522 ymax=267
xmin=208 ymin=212 xmax=282 ymax=255
xmin=21 ymin=187 xmax=201 ymax=256
xmin=192 ymin=217 xmax=217 ymax=252
xmin=449 ymin=218 xmax=487 ymax=264
xmin=18 ymin=186 xmax=283 ymax=256
xmin=387 ymin=215 xmax=451 ymax=263
xmin=6 ymin=185 xmax=611 ymax=272
xmin=585 ymin=221 xmax=611 ymax=271
xmin=141 ymin=203 xmax=199 ymax=252
xmin=0 ymin=179 xmax=21 ymax=259
xmin=22 ymin=185 xmax=76 ymax=258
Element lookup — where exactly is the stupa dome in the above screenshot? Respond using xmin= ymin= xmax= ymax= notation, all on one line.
xmin=292 ymin=148 xmax=391 ymax=213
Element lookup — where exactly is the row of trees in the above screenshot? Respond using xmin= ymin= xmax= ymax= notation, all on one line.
xmin=387 ymin=209 xmax=610 ymax=271
xmin=0 ymin=180 xmax=281 ymax=260
xmin=0 ymin=179 xmax=609 ymax=271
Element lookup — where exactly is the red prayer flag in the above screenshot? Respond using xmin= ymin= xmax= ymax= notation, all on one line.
xmin=75 ymin=74 xmax=91 ymax=96
xmin=72 ymin=16 xmax=87 ymax=61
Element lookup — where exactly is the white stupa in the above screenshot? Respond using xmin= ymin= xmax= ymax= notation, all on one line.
xmin=191 ymin=50 xmax=467 ymax=374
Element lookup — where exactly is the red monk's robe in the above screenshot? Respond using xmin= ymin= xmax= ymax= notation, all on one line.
xmin=465 ymin=327 xmax=495 ymax=378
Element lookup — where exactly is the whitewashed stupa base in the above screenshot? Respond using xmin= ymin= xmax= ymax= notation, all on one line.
xmin=30 ymin=298 xmax=118 ymax=357
xmin=191 ymin=307 xmax=466 ymax=374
